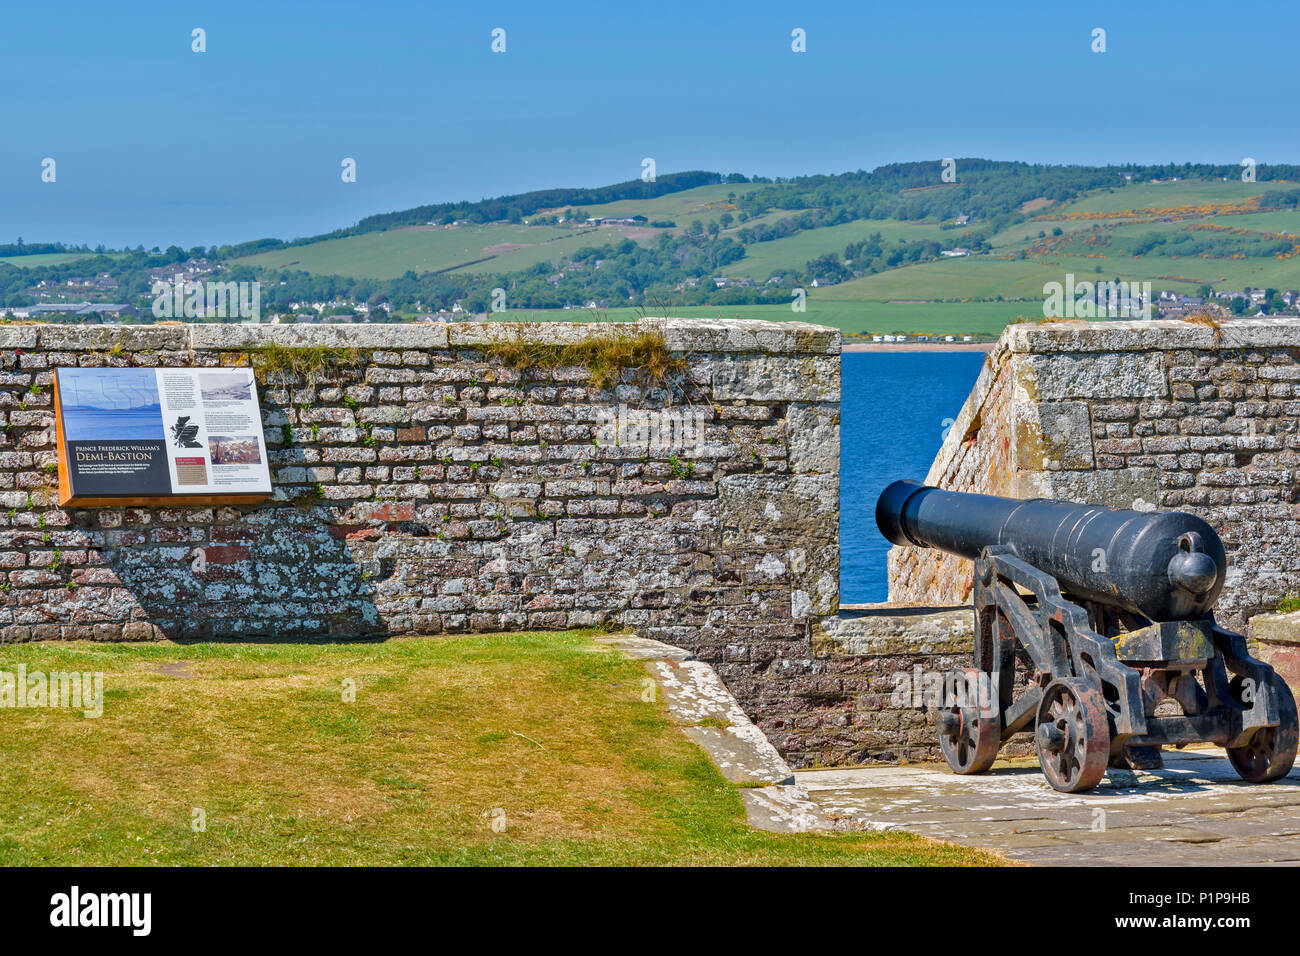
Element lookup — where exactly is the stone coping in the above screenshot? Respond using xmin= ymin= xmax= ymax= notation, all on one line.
xmin=814 ymin=604 xmax=975 ymax=657
xmin=0 ymin=317 xmax=841 ymax=355
xmin=1006 ymin=317 xmax=1300 ymax=354
xmin=1250 ymin=610 xmax=1300 ymax=646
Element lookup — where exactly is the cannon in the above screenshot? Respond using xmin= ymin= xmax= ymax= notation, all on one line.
xmin=876 ymin=480 xmax=1298 ymax=792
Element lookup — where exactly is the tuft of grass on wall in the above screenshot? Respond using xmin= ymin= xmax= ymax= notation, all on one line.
xmin=241 ymin=344 xmax=368 ymax=384
xmin=1183 ymin=312 xmax=1223 ymax=330
xmin=483 ymin=328 xmax=687 ymax=390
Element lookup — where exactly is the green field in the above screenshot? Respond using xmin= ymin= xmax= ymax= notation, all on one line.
xmin=576 ymin=182 xmax=765 ymax=226
xmin=731 ymin=218 xmax=971 ymax=279
xmin=233 ymin=183 xmax=795 ymax=279
xmin=1208 ymin=211 xmax=1300 ymax=234
xmin=0 ymin=252 xmax=107 ymax=268
xmin=988 ymin=216 xmax=1105 ymax=249
xmin=817 ymin=250 xmax=1300 ymax=303
xmin=1039 ymin=179 xmax=1296 ymax=216
xmin=234 ymin=222 xmax=653 ymax=279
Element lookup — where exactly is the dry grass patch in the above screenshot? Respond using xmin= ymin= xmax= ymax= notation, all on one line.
xmin=0 ymin=633 xmax=1005 ymax=866
xmin=483 ymin=327 xmax=687 ymax=389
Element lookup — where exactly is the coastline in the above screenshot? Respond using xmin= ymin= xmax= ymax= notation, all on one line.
xmin=841 ymin=341 xmax=995 ymax=353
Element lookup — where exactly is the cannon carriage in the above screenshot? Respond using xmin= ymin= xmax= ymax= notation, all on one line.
xmin=876 ymin=480 xmax=1298 ymax=792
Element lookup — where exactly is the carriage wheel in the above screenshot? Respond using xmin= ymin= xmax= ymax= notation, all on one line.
xmin=1035 ymin=678 xmax=1110 ymax=793
xmin=937 ymin=667 xmax=1000 ymax=774
xmin=1228 ymin=674 xmax=1299 ymax=784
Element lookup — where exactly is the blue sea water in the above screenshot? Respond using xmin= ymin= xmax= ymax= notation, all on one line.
xmin=838 ymin=351 xmax=986 ymax=603
xmin=63 ymin=406 xmax=165 ymax=441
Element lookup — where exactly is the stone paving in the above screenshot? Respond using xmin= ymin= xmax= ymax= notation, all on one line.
xmin=793 ymin=749 xmax=1300 ymax=865
xmin=594 ymin=633 xmax=794 ymax=786
xmin=602 ymin=633 xmax=1300 ymax=865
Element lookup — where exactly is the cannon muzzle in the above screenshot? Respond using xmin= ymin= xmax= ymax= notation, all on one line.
xmin=876 ymin=480 xmax=1227 ymax=621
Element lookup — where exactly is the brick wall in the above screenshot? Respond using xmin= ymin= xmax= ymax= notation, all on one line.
xmin=889 ymin=318 xmax=1300 ymax=630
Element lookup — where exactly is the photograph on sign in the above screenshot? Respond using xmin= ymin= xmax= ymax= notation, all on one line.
xmin=54 ymin=367 xmax=272 ymax=505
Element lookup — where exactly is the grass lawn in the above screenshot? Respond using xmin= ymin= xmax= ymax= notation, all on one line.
xmin=0 ymin=632 xmax=1003 ymax=866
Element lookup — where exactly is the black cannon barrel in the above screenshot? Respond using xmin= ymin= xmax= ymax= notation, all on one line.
xmin=876 ymin=480 xmax=1227 ymax=622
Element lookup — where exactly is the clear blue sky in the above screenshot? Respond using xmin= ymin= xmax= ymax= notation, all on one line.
xmin=1 ymin=0 xmax=1293 ymax=249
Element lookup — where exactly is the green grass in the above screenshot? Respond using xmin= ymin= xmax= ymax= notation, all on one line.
xmin=0 ymin=633 xmax=1001 ymax=866
xmin=234 ymin=223 xmax=634 ymax=279
xmin=233 ymin=183 xmax=781 ymax=279
xmin=815 ymin=249 xmax=1300 ymax=303
xmin=0 ymin=252 xmax=112 ymax=268
xmin=1042 ymin=179 xmax=1296 ymax=216
xmin=1199 ymin=211 xmax=1300 ymax=235
xmin=813 ymin=256 xmax=1082 ymax=301
xmin=731 ymin=218 xmax=970 ymax=279
xmin=575 ymin=182 xmax=765 ymax=227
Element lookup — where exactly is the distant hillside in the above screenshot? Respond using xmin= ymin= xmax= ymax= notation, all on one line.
xmin=6 ymin=160 xmax=1300 ymax=337
xmin=220 ymin=161 xmax=1300 ymax=320
xmin=214 ymin=170 xmax=737 ymax=259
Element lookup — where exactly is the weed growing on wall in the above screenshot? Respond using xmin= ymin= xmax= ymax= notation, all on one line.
xmin=482 ymin=328 xmax=686 ymax=390
xmin=241 ymin=344 xmax=369 ymax=385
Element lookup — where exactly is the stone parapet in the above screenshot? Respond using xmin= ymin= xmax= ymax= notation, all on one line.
xmin=889 ymin=319 xmax=1300 ymax=629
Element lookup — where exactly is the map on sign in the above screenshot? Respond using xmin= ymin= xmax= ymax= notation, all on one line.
xmin=55 ymin=367 xmax=272 ymax=505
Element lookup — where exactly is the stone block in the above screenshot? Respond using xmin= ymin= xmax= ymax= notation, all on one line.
xmin=1025 ymin=351 xmax=1167 ymax=400
xmin=787 ymin=403 xmax=840 ymax=474
xmin=38 ymin=325 xmax=188 ymax=351
xmin=813 ymin=605 xmax=975 ymax=657
xmin=713 ymin=355 xmax=839 ymax=401
xmin=189 ymin=323 xmax=449 ymax=350
xmin=1015 ymin=401 xmax=1094 ymax=470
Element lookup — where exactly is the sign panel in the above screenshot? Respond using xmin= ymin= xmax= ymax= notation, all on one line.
xmin=54 ymin=367 xmax=272 ymax=506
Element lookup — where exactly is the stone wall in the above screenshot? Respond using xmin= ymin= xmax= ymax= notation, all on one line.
xmin=0 ymin=319 xmax=839 ymax=652
xmin=23 ymin=315 xmax=1294 ymax=770
xmin=889 ymin=319 xmax=1300 ymax=630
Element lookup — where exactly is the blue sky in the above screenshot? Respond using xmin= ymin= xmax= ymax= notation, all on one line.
xmin=1 ymin=0 xmax=1293 ymax=248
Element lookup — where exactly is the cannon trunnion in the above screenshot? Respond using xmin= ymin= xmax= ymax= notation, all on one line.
xmin=877 ymin=480 xmax=1298 ymax=793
